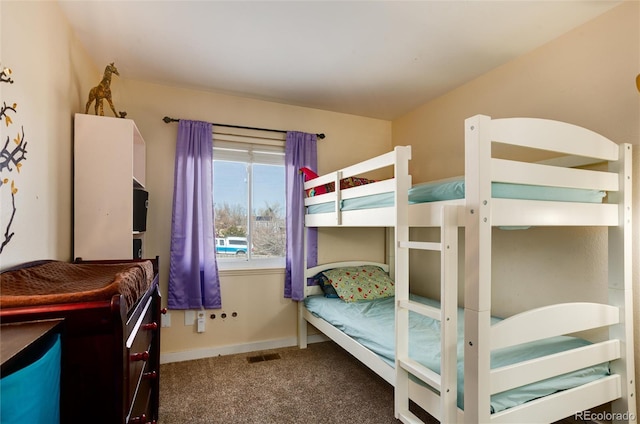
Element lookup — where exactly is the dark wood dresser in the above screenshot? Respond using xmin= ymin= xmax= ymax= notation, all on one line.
xmin=0 ymin=258 xmax=162 ymax=424
xmin=124 ymin=278 xmax=162 ymax=423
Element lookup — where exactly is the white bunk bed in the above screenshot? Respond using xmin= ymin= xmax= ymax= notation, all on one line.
xmin=297 ymin=115 xmax=635 ymax=423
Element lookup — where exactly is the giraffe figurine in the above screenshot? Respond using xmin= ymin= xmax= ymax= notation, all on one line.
xmin=85 ymin=62 xmax=120 ymax=117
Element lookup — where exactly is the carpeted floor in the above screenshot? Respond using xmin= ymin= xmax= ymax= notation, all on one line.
xmin=158 ymin=341 xmax=589 ymax=424
xmin=159 ymin=341 xmax=436 ymax=424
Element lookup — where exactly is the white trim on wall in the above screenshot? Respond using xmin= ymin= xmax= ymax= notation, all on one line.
xmin=160 ymin=333 xmax=328 ymax=364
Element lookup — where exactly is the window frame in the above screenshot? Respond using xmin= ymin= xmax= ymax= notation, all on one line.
xmin=212 ymin=129 xmax=287 ymax=271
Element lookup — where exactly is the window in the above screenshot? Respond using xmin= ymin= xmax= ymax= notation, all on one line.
xmin=213 ymin=135 xmax=286 ymax=270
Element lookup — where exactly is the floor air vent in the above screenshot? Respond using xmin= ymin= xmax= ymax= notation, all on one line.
xmin=247 ymin=353 xmax=281 ymax=363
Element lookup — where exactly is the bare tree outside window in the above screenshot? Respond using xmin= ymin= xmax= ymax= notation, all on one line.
xmin=252 ymin=202 xmax=285 ymax=257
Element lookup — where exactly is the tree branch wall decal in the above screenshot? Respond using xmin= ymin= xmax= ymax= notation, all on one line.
xmin=0 ymin=66 xmax=28 ymax=254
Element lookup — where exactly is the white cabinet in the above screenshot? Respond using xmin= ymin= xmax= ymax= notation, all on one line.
xmin=74 ymin=113 xmax=146 ymax=260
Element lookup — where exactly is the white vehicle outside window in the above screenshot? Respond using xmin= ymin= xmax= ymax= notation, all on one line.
xmin=215 ymin=237 xmax=251 ymax=255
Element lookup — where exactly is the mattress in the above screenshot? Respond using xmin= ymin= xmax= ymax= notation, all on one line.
xmin=304 ymin=294 xmax=610 ymax=413
xmin=0 ymin=260 xmax=155 ymax=312
xmin=306 ymin=178 xmax=606 ymax=214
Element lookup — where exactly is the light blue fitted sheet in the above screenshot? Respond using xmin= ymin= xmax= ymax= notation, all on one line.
xmin=304 ymin=294 xmax=609 ymax=414
xmin=306 ymin=178 xmax=606 ymax=214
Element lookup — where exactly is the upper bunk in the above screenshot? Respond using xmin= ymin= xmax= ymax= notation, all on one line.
xmin=303 ymin=114 xmax=631 ymax=228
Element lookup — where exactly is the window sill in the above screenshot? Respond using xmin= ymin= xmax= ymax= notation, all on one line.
xmin=216 ymin=257 xmax=285 ymax=276
xmin=218 ymin=267 xmax=285 ymax=277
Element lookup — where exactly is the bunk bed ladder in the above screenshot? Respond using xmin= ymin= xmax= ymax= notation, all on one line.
xmin=395 ymin=205 xmax=459 ymax=424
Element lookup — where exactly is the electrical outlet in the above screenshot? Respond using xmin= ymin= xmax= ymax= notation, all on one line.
xmin=185 ymin=310 xmax=196 ymax=326
xmin=197 ymin=311 xmax=206 ymax=333
xmin=161 ymin=312 xmax=171 ymax=328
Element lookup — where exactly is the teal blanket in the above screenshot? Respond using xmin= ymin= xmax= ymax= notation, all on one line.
xmin=306 ymin=178 xmax=606 ymax=214
xmin=304 ymin=294 xmax=609 ymax=413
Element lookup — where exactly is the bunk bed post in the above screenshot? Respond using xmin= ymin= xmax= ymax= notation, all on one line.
xmin=393 ymin=145 xmax=412 ymax=420
xmin=298 ymin=303 xmax=308 ymax=348
xmin=463 ymin=115 xmax=493 ymax=423
xmin=334 ymin=170 xmax=343 ymax=226
xmin=440 ymin=204 xmax=459 ymax=422
xmin=298 ymin=217 xmax=309 ymax=349
xmin=608 ymin=143 xmax=636 ymax=423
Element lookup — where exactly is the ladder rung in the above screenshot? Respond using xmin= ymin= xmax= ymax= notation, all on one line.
xmin=398 ymin=299 xmax=441 ymax=321
xmin=398 ymin=241 xmax=442 ymax=251
xmin=398 ymin=357 xmax=441 ymax=390
xmin=398 ymin=409 xmax=425 ymax=424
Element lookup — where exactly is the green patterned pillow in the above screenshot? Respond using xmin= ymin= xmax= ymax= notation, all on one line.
xmin=322 ymin=266 xmax=394 ymax=302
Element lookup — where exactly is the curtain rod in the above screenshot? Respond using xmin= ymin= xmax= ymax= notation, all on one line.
xmin=162 ymin=116 xmax=325 ymax=139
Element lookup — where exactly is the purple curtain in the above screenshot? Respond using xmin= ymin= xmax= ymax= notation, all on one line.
xmin=168 ymin=120 xmax=221 ymax=309
xmin=285 ymin=131 xmax=318 ymax=301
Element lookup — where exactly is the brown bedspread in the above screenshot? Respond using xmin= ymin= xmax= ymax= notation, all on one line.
xmin=0 ymin=260 xmax=154 ymax=311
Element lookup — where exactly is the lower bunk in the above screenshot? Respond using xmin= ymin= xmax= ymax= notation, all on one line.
xmin=297 ymin=262 xmax=626 ymax=424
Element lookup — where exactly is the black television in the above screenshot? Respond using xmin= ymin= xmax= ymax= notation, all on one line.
xmin=133 ymin=188 xmax=148 ymax=232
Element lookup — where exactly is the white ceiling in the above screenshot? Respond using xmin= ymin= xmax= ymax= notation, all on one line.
xmin=58 ymin=0 xmax=621 ymax=120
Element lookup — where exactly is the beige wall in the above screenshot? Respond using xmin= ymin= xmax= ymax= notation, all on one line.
xmin=0 ymin=1 xmax=97 ymax=268
xmin=393 ymin=0 xmax=640 ymax=401
xmin=113 ymin=79 xmax=391 ymax=358
xmin=394 ymin=2 xmax=639 ymax=183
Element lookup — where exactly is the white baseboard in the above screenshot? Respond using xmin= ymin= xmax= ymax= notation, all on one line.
xmin=160 ymin=333 xmax=329 ymax=364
